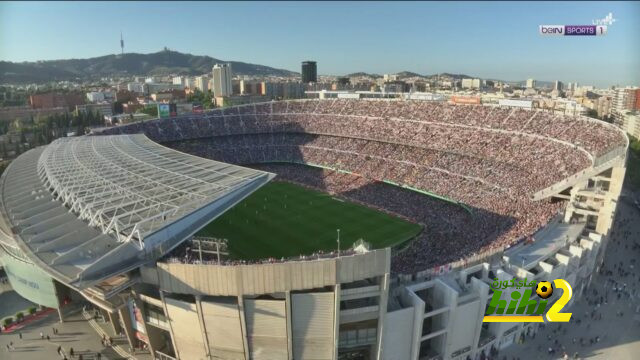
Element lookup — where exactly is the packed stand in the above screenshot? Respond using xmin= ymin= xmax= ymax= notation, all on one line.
xmin=93 ymin=99 xmax=627 ymax=274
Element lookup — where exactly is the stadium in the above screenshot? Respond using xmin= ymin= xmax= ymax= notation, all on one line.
xmin=0 ymin=99 xmax=628 ymax=360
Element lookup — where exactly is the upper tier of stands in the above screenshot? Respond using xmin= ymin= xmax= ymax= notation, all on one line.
xmin=94 ymin=99 xmax=627 ymax=273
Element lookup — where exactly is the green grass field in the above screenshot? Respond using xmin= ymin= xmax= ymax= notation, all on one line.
xmin=196 ymin=181 xmax=423 ymax=260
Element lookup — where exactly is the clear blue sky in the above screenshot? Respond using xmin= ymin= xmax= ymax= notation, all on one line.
xmin=1 ymin=1 xmax=639 ymax=87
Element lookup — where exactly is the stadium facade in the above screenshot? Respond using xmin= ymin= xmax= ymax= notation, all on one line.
xmin=0 ymin=99 xmax=628 ymax=360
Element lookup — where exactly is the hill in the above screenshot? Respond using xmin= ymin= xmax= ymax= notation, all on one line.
xmin=344 ymin=71 xmax=425 ymax=78
xmin=395 ymin=71 xmax=424 ymax=78
xmin=345 ymin=72 xmax=381 ymax=78
xmin=433 ymin=73 xmax=473 ymax=79
xmin=0 ymin=50 xmax=298 ymax=84
xmin=343 ymin=71 xmax=474 ymax=80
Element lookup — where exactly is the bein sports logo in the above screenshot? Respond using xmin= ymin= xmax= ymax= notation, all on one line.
xmin=483 ymin=279 xmax=573 ymax=323
xmin=539 ymin=25 xmax=607 ymax=36
xmin=540 ymin=13 xmax=615 ymax=37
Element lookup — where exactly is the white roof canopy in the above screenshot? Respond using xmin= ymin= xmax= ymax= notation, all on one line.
xmin=1 ymin=134 xmax=274 ymax=288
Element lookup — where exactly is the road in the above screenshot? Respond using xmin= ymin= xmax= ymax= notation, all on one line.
xmin=0 ymin=307 xmax=124 ymax=360
xmin=502 ymin=189 xmax=640 ymax=360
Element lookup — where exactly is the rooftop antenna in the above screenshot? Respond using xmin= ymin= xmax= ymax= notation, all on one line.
xmin=120 ymin=31 xmax=124 ymax=55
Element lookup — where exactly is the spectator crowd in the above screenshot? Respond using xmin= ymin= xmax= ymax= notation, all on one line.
xmin=95 ymin=99 xmax=626 ymax=274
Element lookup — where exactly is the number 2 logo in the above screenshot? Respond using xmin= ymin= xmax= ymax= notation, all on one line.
xmin=546 ymin=279 xmax=573 ymax=322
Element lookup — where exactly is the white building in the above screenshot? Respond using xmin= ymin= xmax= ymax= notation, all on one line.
xmin=240 ymin=80 xmax=262 ymax=95
xmin=553 ymin=99 xmax=587 ymax=116
xmin=526 ymin=78 xmax=536 ymax=89
xmin=86 ymin=91 xmax=114 ymax=103
xmin=439 ymin=80 xmax=453 ymax=88
xmin=195 ymin=75 xmax=210 ymax=92
xmin=184 ymin=77 xmax=196 ymax=90
xmin=573 ymin=85 xmax=595 ymax=97
xmin=86 ymin=91 xmax=105 ymax=103
xmin=127 ymin=82 xmax=145 ymax=94
xmin=554 ymin=80 xmax=564 ymax=91
xmin=612 ymin=87 xmax=638 ymax=113
xmin=615 ymin=111 xmax=640 ymax=139
xmin=567 ymin=82 xmax=579 ymax=93
xmin=75 ymin=103 xmax=113 ymax=118
xmin=262 ymin=81 xmax=305 ymax=99
xmin=498 ymin=99 xmax=533 ymax=109
xmin=212 ymin=64 xmax=233 ymax=97
xmin=383 ymin=74 xmax=399 ymax=82
xmin=612 ymin=87 xmax=639 ymax=126
xmin=172 ymin=76 xmax=187 ymax=87
xmin=461 ymin=79 xmax=482 ymax=90
xmin=146 ymin=83 xmax=180 ymax=94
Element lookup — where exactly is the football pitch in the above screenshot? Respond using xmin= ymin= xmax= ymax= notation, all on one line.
xmin=196 ymin=181 xmax=423 ymax=260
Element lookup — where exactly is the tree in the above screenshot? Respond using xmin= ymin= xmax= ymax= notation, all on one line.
xmin=76 ymin=116 xmax=85 ymax=136
xmin=12 ymin=118 xmax=21 ymax=132
xmin=586 ymin=109 xmax=599 ymax=119
xmin=187 ymin=89 xmax=203 ymax=103
xmin=626 ymin=136 xmax=640 ymax=189
xmin=94 ymin=110 xmax=103 ymax=126
xmin=63 ymin=112 xmax=70 ymax=129
xmin=85 ymin=110 xmax=92 ymax=125
xmin=113 ymin=101 xmax=124 ymax=115
xmin=203 ymin=90 xmax=214 ymax=109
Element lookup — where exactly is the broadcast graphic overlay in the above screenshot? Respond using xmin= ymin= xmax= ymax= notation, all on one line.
xmin=539 ymin=12 xmax=616 ymax=37
xmin=483 ymin=279 xmax=573 ymax=323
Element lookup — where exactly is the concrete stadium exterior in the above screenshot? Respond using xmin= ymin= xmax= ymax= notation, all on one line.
xmin=0 ymin=99 xmax=628 ymax=360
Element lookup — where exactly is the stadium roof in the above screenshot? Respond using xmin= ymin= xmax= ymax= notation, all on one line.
xmin=503 ymin=218 xmax=586 ymax=270
xmin=0 ymin=134 xmax=274 ymax=288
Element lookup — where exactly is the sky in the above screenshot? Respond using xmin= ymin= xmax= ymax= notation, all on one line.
xmin=1 ymin=1 xmax=639 ymax=87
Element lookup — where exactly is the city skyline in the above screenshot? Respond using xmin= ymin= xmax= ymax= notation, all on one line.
xmin=1 ymin=1 xmax=639 ymax=87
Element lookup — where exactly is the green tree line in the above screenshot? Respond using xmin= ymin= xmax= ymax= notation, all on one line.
xmin=0 ymin=109 xmax=104 ymax=159
xmin=627 ymin=136 xmax=640 ymax=189
xmin=186 ymin=89 xmax=214 ymax=109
